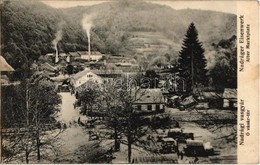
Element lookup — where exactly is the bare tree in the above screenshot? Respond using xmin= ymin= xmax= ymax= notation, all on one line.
xmin=1 ymin=72 xmax=62 ymax=163
xmin=101 ymin=77 xmax=149 ymax=163
xmin=189 ymin=84 xmax=237 ymax=143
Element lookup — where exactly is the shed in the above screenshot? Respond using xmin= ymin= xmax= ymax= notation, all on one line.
xmin=196 ymin=91 xmax=223 ymax=108
xmin=223 ymin=88 xmax=237 ymax=109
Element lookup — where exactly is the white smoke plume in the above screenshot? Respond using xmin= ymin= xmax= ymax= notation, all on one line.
xmin=82 ymin=15 xmax=93 ymax=56
xmin=52 ymin=30 xmax=63 ymax=63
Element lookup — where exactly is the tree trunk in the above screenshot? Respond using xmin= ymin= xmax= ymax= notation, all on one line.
xmin=127 ymin=135 xmax=132 ymax=163
xmin=36 ymin=132 xmax=41 ymax=161
xmin=25 ymin=86 xmax=30 ymax=164
xmin=36 ymin=100 xmax=41 ymax=161
xmin=25 ymin=150 xmax=29 ymax=164
xmin=114 ymin=124 xmax=118 ymax=151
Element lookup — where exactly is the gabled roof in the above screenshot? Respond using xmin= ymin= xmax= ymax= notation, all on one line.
xmin=72 ymin=68 xmax=95 ymax=81
xmin=223 ymin=88 xmax=237 ymax=99
xmin=68 ymin=52 xmax=81 ymax=57
xmin=198 ymin=91 xmax=222 ymax=100
xmin=0 ymin=56 xmax=14 ymax=71
xmin=134 ymin=88 xmax=164 ymax=104
xmin=41 ymin=62 xmax=57 ymax=72
xmin=77 ymin=51 xmax=88 ymax=55
xmin=90 ymin=51 xmax=102 ymax=55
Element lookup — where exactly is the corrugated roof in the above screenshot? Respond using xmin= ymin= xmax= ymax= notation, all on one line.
xmin=0 ymin=56 xmax=14 ymax=71
xmin=223 ymin=88 xmax=237 ymax=99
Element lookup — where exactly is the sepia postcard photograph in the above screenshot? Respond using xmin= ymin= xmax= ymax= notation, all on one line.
xmin=0 ymin=0 xmax=258 ymax=164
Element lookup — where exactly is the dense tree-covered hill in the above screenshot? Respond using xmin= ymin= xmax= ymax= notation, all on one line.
xmin=1 ymin=0 xmax=236 ymax=79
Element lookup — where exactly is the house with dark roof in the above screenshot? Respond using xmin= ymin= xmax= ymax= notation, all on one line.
xmin=68 ymin=52 xmax=81 ymax=61
xmin=223 ymin=88 xmax=237 ymax=109
xmin=133 ymin=88 xmax=165 ymax=112
xmin=196 ymin=91 xmax=223 ymax=108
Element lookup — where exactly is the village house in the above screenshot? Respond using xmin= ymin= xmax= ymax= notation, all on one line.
xmin=223 ymin=88 xmax=237 ymax=109
xmin=0 ymin=56 xmax=15 ymax=86
xmin=39 ymin=62 xmax=59 ymax=77
xmin=71 ymin=68 xmax=103 ymax=89
xmin=0 ymin=56 xmax=14 ymax=72
xmin=59 ymin=53 xmax=70 ymax=63
xmin=196 ymin=91 xmax=223 ymax=109
xmin=133 ymin=88 xmax=165 ymax=112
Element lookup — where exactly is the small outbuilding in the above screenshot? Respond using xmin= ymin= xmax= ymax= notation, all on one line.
xmin=223 ymin=88 xmax=237 ymax=109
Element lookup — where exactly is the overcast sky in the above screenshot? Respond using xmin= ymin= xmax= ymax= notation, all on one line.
xmin=42 ymin=0 xmax=237 ymax=14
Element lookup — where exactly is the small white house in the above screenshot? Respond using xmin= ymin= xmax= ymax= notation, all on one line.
xmin=71 ymin=68 xmax=103 ymax=89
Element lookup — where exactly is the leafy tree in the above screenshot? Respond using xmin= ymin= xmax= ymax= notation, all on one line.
xmin=78 ymin=85 xmax=100 ymax=117
xmin=66 ymin=64 xmax=74 ymax=75
xmin=101 ymin=82 xmax=124 ymax=151
xmin=209 ymin=35 xmax=237 ymax=90
xmin=178 ymin=22 xmax=208 ymax=94
xmin=142 ymin=70 xmax=159 ymax=88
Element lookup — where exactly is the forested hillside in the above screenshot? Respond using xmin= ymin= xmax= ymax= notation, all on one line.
xmin=1 ymin=0 xmax=236 ymax=79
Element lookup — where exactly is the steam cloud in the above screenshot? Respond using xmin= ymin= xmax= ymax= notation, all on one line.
xmin=52 ymin=30 xmax=63 ymax=63
xmin=82 ymin=15 xmax=93 ymax=56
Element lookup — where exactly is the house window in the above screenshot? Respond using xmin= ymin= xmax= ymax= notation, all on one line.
xmin=137 ymin=105 xmax=142 ymax=111
xmin=156 ymin=104 xmax=160 ymax=111
xmin=147 ymin=105 xmax=152 ymax=111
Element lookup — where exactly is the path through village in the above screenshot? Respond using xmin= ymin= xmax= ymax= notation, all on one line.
xmin=53 ymin=92 xmax=90 ymax=163
xmin=52 ymin=92 xmax=153 ymax=163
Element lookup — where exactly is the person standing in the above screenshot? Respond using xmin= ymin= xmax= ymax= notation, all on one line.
xmin=78 ymin=117 xmax=81 ymax=124
xmin=194 ymin=157 xmax=199 ymax=163
xmin=180 ymin=151 xmax=184 ymax=160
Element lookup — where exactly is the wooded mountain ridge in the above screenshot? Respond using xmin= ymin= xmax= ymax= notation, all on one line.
xmin=1 ymin=0 xmax=236 ymax=75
